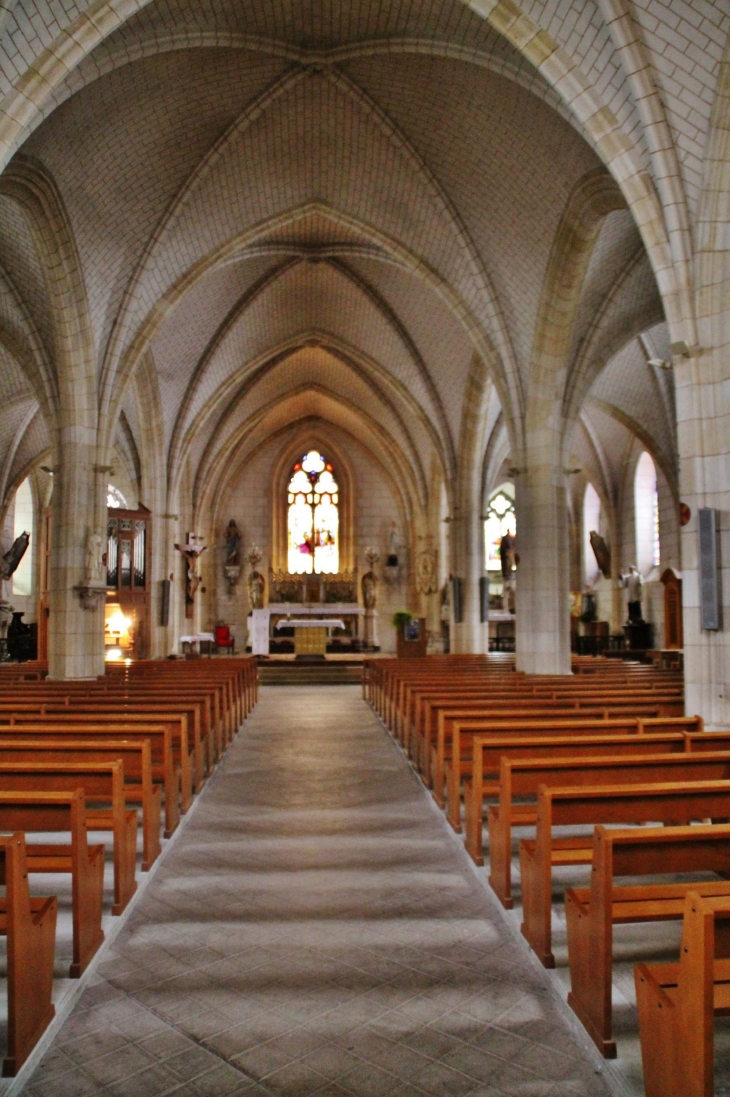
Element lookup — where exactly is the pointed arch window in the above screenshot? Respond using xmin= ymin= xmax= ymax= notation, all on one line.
xmin=287 ymin=450 xmax=339 ymax=574
xmin=484 ymin=484 xmax=516 ymax=571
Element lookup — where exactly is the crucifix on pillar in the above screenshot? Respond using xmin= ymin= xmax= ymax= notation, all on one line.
xmin=175 ymin=535 xmax=207 ymax=619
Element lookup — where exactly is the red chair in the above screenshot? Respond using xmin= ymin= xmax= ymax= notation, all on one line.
xmin=214 ymin=625 xmax=235 ymax=654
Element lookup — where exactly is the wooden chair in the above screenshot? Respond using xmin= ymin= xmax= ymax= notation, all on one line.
xmin=565 ymin=825 xmax=730 ymax=1057
xmin=0 ymin=832 xmax=56 ymax=1076
xmin=635 ymin=890 xmax=730 ymax=1097
xmin=214 ymin=625 xmax=235 ymax=654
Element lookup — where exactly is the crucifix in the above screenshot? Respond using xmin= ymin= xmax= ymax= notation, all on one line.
xmin=175 ymin=535 xmax=207 ymax=619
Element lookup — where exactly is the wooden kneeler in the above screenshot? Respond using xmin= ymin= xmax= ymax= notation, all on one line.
xmin=636 ymin=891 xmax=730 ymax=1097
xmin=0 ymin=833 xmax=56 ymax=1076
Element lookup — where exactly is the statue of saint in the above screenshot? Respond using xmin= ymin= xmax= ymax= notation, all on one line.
xmin=386 ymin=522 xmax=399 ymax=567
xmin=85 ymin=530 xmax=104 ymax=585
xmin=620 ymin=565 xmax=644 ymax=622
xmin=248 ymin=570 xmax=265 ymax=610
xmin=0 ymin=531 xmax=30 ymax=582
xmin=361 ymin=570 xmax=377 ymax=610
xmin=499 ymin=532 xmax=516 ymax=578
xmin=589 ymin=530 xmax=612 ymax=578
xmin=224 ymin=520 xmax=241 ymax=566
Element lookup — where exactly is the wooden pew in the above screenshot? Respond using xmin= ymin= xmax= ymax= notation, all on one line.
xmin=0 ymin=760 xmax=137 ymax=915
xmin=635 ymin=890 xmax=730 ymax=1097
xmin=0 ymin=740 xmax=160 ymax=870
xmin=462 ymin=728 xmax=704 ymax=867
xmin=433 ymin=712 xmax=699 ymax=809
xmin=520 ymin=780 xmax=730 ymax=970
xmin=488 ymin=749 xmax=730 ymax=909
xmin=0 ymin=719 xmax=182 ymax=833
xmin=0 ymin=790 xmax=104 ymax=976
xmin=0 ymin=832 xmax=56 ymax=1076
xmin=565 ymin=825 xmax=730 ymax=1058
xmin=461 ymin=718 xmax=708 ymax=863
xmin=0 ymin=703 xmax=195 ymax=801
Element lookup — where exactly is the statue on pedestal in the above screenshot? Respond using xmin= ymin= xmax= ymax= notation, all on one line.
xmin=247 ymin=546 xmax=265 ymax=610
xmin=620 ymin=565 xmax=644 ymax=622
xmin=362 ymin=548 xmax=379 ymax=649
xmin=85 ymin=530 xmax=104 ymax=586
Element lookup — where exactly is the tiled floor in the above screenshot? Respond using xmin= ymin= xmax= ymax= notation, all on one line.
xmin=20 ymin=685 xmax=612 ymax=1097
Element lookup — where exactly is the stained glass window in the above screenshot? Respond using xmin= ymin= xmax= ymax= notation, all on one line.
xmin=484 ymin=485 xmax=516 ymax=571
xmin=287 ymin=450 xmax=339 ymax=574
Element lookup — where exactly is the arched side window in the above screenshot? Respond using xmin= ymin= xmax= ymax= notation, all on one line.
xmin=287 ymin=450 xmax=339 ymax=574
xmin=635 ymin=451 xmax=660 ymax=575
xmin=484 ymin=484 xmax=515 ymax=571
xmin=107 ymin=484 xmax=127 ymax=509
xmin=12 ymin=477 xmax=33 ymax=597
xmin=583 ymin=483 xmax=602 ymax=583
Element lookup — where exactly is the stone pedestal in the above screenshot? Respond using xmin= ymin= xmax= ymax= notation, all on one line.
xmin=363 ymin=609 xmax=378 ymax=649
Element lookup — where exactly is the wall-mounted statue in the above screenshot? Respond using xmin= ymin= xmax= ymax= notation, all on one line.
xmin=84 ymin=529 xmax=104 ymax=586
xmin=175 ymin=539 xmax=208 ymax=619
xmin=386 ymin=522 xmax=399 ymax=566
xmin=0 ymin=531 xmax=30 ymax=583
xmin=223 ymin=519 xmax=242 ymax=593
xmin=225 ymin=520 xmax=241 ymax=566
xmin=589 ymin=530 xmax=612 ymax=578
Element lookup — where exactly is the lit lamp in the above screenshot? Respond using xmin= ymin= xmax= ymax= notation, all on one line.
xmin=105 ymin=608 xmax=132 ymax=661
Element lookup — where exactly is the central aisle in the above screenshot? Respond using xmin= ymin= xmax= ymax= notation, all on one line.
xmin=23 ymin=686 xmax=611 ymax=1097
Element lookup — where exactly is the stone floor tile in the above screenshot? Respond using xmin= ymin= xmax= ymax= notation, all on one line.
xmin=15 ymin=686 xmax=612 ymax=1097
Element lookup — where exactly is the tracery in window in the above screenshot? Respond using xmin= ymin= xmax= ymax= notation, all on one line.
xmin=287 ymin=450 xmax=339 ymax=574
xmin=484 ymin=484 xmax=516 ymax=571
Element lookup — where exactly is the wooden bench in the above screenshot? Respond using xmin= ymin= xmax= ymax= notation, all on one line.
xmin=488 ymin=750 xmax=730 ymax=909
xmin=433 ymin=712 xmax=699 ymax=811
xmin=0 ymin=722 xmax=180 ymax=837
xmin=0 ymin=703 xmax=196 ymax=802
xmin=0 ymin=790 xmax=104 ymax=977
xmin=0 ymin=832 xmax=56 ymax=1076
xmin=0 ymin=740 xmax=160 ymax=870
xmin=0 ymin=760 xmax=137 ymax=915
xmin=635 ymin=890 xmax=730 ymax=1097
xmin=0 ymin=719 xmax=181 ymax=829
xmin=565 ymin=825 xmax=730 ymax=1057
xmin=461 ymin=724 xmax=711 ymax=868
xmin=520 ymin=780 xmax=730 ymax=971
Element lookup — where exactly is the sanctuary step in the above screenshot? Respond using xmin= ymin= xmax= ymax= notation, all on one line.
xmin=258 ymin=659 xmax=364 ymax=686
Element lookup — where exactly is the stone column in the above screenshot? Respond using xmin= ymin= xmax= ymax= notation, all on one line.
xmin=47 ymin=434 xmax=106 ymax=679
xmin=450 ymin=509 xmax=488 ymax=654
xmin=514 ymin=463 xmax=571 ymax=675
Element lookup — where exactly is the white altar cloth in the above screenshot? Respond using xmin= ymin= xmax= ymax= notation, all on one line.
xmin=248 ymin=604 xmax=363 ymax=655
xmin=274 ymin=619 xmax=345 ymax=630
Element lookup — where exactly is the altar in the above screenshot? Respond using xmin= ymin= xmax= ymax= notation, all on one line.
xmin=248 ymin=604 xmax=365 ymax=656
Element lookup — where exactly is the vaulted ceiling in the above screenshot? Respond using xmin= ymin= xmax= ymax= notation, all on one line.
xmin=0 ymin=0 xmax=674 ymax=523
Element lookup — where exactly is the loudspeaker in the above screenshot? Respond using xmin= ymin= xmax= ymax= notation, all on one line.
xmin=698 ymin=508 xmax=722 ymax=631
xmin=160 ymin=579 xmax=171 ymax=628
xmin=451 ymin=577 xmax=464 ymax=624
xmin=479 ymin=576 xmax=489 ymax=623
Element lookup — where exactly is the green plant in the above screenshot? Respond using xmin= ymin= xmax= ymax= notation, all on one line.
xmin=392 ymin=611 xmax=413 ymax=629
